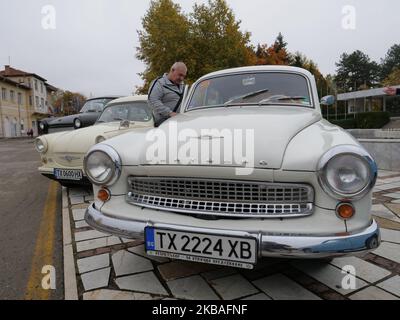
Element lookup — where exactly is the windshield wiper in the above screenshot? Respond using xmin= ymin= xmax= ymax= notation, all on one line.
xmin=224 ymin=88 xmax=269 ymax=105
xmin=259 ymin=96 xmax=307 ymax=105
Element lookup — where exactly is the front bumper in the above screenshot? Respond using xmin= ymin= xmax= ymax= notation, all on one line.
xmin=85 ymin=203 xmax=381 ymax=259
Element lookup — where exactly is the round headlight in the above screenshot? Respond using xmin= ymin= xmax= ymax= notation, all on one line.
xmin=34 ymin=137 xmax=48 ymax=153
xmin=95 ymin=136 xmax=106 ymax=144
xmin=318 ymin=145 xmax=377 ymax=200
xmin=74 ymin=118 xmax=82 ymax=129
xmin=39 ymin=122 xmax=45 ymax=130
xmin=84 ymin=145 xmax=121 ymax=186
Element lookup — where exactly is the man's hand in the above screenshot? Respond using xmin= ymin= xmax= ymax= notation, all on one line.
xmin=384 ymin=87 xmax=397 ymax=96
xmin=169 ymin=112 xmax=177 ymax=117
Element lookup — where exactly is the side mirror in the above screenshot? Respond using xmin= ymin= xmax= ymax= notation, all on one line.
xmin=119 ymin=120 xmax=130 ymax=130
xmin=320 ymin=95 xmax=335 ymax=106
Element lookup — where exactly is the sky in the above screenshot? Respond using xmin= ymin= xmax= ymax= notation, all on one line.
xmin=1 ymin=0 xmax=399 ymax=97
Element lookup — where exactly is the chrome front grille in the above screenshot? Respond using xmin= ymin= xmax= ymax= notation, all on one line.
xmin=126 ymin=177 xmax=314 ymax=218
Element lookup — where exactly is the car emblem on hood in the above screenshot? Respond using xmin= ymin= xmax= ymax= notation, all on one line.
xmin=61 ymin=155 xmax=80 ymax=162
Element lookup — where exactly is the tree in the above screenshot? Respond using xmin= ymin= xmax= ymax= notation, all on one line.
xmin=136 ymin=0 xmax=191 ymax=92
xmin=189 ymin=0 xmax=255 ymax=79
xmin=334 ymin=50 xmax=380 ymax=93
xmin=255 ymin=33 xmax=292 ymax=66
xmin=136 ymin=0 xmax=255 ymax=93
xmin=382 ymin=67 xmax=400 ymax=86
xmin=289 ymin=51 xmax=330 ymax=96
xmin=52 ymin=91 xmax=86 ymax=116
xmin=380 ymin=44 xmax=400 ymax=81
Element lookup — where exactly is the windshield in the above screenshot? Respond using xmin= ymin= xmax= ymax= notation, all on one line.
xmin=80 ymin=98 xmax=115 ymax=113
xmin=97 ymin=102 xmax=152 ymax=123
xmin=187 ymin=72 xmax=312 ymax=110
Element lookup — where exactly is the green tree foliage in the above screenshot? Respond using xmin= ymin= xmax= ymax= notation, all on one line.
xmin=380 ymin=44 xmax=400 ymax=81
xmin=136 ymin=0 xmax=254 ymax=93
xmin=334 ymin=50 xmax=380 ymax=93
xmin=382 ymin=67 xmax=400 ymax=86
xmin=136 ymin=0 xmax=190 ymax=92
xmin=189 ymin=0 xmax=255 ymax=79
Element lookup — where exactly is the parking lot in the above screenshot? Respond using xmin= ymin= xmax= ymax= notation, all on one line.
xmin=63 ymin=170 xmax=400 ymax=300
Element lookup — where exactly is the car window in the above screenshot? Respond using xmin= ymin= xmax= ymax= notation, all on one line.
xmin=187 ymin=72 xmax=312 ymax=110
xmin=97 ymin=102 xmax=152 ymax=123
xmin=80 ymin=98 xmax=114 ymax=113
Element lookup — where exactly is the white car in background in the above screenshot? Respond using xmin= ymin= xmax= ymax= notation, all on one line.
xmin=83 ymin=66 xmax=380 ymax=269
xmin=35 ymin=95 xmax=153 ymax=187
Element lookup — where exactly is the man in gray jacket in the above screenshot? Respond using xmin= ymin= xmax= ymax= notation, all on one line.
xmin=148 ymin=62 xmax=187 ymax=127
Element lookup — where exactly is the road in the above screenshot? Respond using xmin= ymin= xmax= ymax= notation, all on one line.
xmin=0 ymin=138 xmax=63 ymax=300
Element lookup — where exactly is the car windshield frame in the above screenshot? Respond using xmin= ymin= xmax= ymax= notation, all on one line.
xmin=96 ymin=101 xmax=153 ymax=124
xmin=184 ymin=71 xmax=315 ymax=112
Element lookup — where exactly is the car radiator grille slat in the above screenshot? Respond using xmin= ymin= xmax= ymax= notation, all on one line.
xmin=126 ymin=177 xmax=314 ymax=218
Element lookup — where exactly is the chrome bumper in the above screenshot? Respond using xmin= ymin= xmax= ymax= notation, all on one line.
xmin=85 ymin=203 xmax=380 ymax=259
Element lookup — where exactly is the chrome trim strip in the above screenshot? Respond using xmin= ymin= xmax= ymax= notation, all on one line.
xmin=126 ymin=193 xmax=314 ymax=218
xmin=127 ymin=177 xmax=314 ymax=218
xmin=85 ymin=203 xmax=380 ymax=259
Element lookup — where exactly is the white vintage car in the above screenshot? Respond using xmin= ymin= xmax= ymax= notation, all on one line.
xmin=35 ymin=95 xmax=153 ymax=187
xmin=84 ymin=66 xmax=380 ymax=269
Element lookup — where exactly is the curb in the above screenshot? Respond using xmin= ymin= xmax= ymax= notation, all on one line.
xmin=62 ymin=187 xmax=79 ymax=300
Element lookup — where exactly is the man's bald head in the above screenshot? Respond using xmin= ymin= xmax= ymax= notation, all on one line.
xmin=168 ymin=62 xmax=187 ymax=84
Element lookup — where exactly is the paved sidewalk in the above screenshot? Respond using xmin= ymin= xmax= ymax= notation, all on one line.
xmin=63 ymin=170 xmax=400 ymax=300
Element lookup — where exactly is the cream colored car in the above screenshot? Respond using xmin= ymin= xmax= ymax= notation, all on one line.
xmin=83 ymin=66 xmax=380 ymax=269
xmin=35 ymin=95 xmax=153 ymax=187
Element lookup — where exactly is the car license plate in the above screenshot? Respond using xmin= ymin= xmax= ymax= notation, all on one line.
xmin=145 ymin=227 xmax=257 ymax=269
xmin=54 ymin=168 xmax=83 ymax=181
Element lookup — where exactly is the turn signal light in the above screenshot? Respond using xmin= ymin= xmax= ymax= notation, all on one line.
xmin=97 ymin=188 xmax=111 ymax=202
xmin=336 ymin=202 xmax=355 ymax=220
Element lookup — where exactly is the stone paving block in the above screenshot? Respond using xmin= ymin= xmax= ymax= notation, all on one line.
xmin=69 ymin=188 xmax=90 ymax=197
xmin=385 ymin=203 xmax=400 ymax=216
xmin=167 ymin=275 xmax=219 ymax=300
xmin=75 ymin=220 xmax=89 ymax=229
xmin=77 ymin=253 xmax=109 ymax=274
xmin=241 ymin=293 xmax=271 ymax=300
xmin=329 ymin=256 xmax=391 ymax=283
xmin=83 ymin=289 xmax=156 ymax=300
xmin=112 ymin=250 xmax=154 ymax=276
xmin=209 ymin=274 xmax=258 ymax=300
xmin=373 ymin=242 xmax=400 ymax=263
xmin=371 ymin=204 xmax=400 ymax=222
xmin=253 ymin=273 xmax=321 ymax=300
xmin=70 ymin=196 xmax=85 ymax=205
xmin=115 ymin=271 xmax=168 ymax=296
xmin=85 ymin=195 xmax=94 ymax=202
xmin=127 ymin=244 xmax=170 ymax=263
xmin=76 ymin=236 xmax=121 ymax=252
xmin=384 ymin=192 xmax=400 ymax=199
xmin=201 ymin=268 xmax=237 ymax=281
xmin=349 ymin=286 xmax=399 ymax=300
xmin=158 ymin=261 xmax=217 ymax=281
xmin=292 ymin=261 xmax=368 ymax=295
xmin=376 ymin=276 xmax=400 ymax=297
xmin=81 ymin=267 xmax=110 ymax=291
xmin=75 ymin=230 xmax=109 ymax=242
xmin=72 ymin=208 xmax=86 ymax=221
xmin=380 ymin=228 xmax=400 ymax=244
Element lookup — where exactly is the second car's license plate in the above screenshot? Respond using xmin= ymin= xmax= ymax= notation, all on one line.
xmin=145 ymin=227 xmax=257 ymax=269
xmin=54 ymin=168 xmax=82 ymax=181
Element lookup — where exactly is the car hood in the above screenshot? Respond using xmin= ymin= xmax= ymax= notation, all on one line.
xmin=49 ymin=122 xmax=152 ymax=154
xmin=106 ymin=106 xmax=322 ymax=169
